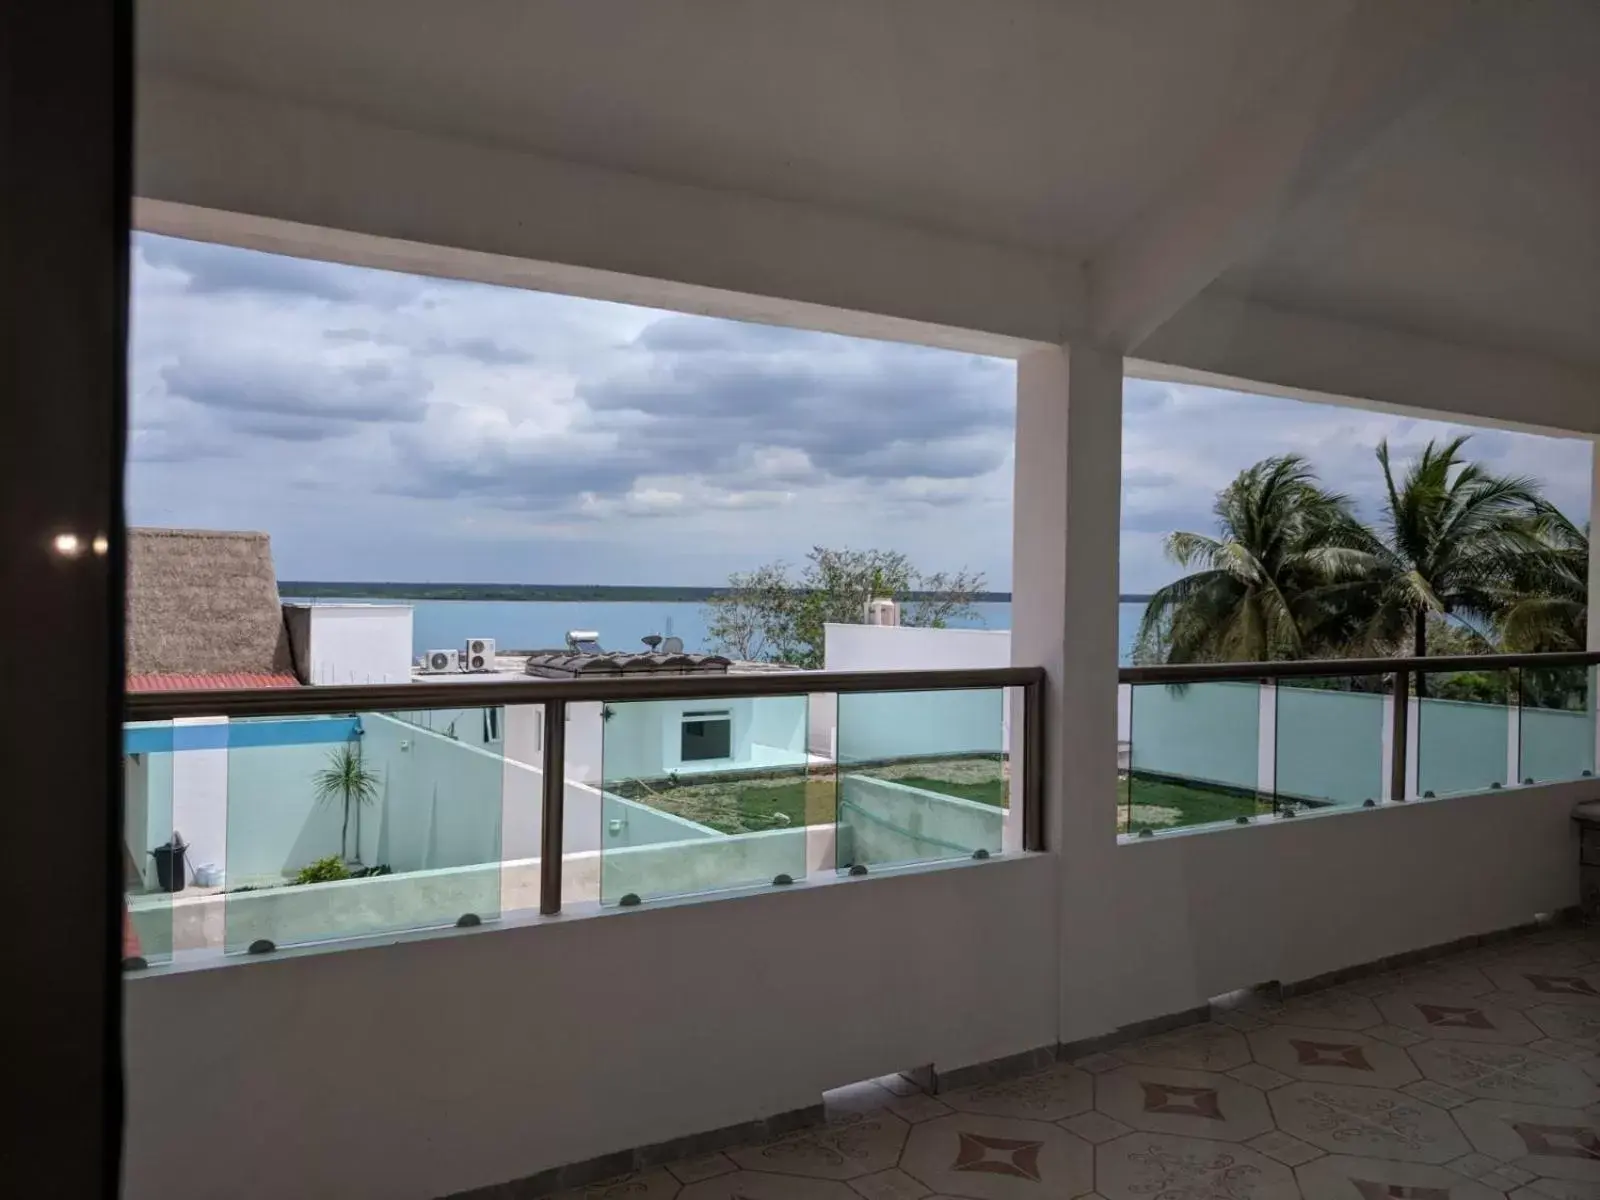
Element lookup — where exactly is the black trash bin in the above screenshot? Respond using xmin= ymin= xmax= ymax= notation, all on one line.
xmin=150 ymin=835 xmax=188 ymax=894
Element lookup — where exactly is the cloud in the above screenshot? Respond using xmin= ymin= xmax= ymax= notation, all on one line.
xmin=163 ymin=354 xmax=431 ymax=438
xmin=139 ymin=235 xmax=421 ymax=306
xmin=125 ymin=235 xmax=1592 ymax=590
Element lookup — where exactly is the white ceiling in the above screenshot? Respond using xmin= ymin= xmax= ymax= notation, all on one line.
xmin=139 ymin=0 xmax=1600 ymax=370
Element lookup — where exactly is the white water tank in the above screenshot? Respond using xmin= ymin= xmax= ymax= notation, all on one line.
xmin=865 ymin=598 xmax=900 ymax=626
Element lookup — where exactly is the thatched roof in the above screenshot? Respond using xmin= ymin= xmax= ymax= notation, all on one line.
xmin=126 ymin=528 xmax=298 ymax=682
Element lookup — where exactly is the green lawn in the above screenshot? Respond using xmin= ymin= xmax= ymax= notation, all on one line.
xmin=894 ymin=775 xmax=1007 ymax=808
xmin=1118 ymin=773 xmax=1274 ymax=833
xmin=612 ymin=760 xmax=1008 ymax=835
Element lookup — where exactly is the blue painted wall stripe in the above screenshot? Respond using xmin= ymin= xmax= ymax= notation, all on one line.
xmin=123 ymin=716 xmax=361 ymax=755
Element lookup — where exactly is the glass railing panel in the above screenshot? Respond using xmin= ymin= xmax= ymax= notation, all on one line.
xmin=598 ymin=694 xmax=814 ymax=905
xmin=835 ymin=688 xmax=1005 ymax=870
xmin=1274 ymin=677 xmax=1386 ymax=810
xmin=223 ymin=710 xmax=504 ymax=953
xmin=123 ymin=721 xmax=176 ymax=966
xmin=1126 ymin=681 xmax=1265 ymax=833
xmin=1416 ymin=670 xmax=1513 ymax=798
xmin=1519 ymin=665 xmax=1596 ymax=785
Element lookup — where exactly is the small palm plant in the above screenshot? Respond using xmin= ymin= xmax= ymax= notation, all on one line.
xmin=312 ymin=742 xmax=380 ymax=864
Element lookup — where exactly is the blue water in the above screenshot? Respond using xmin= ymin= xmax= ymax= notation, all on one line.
xmin=289 ymin=598 xmax=1145 ymax=664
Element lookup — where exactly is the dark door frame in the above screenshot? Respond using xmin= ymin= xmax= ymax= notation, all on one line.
xmin=1 ymin=3 xmax=130 ymax=1194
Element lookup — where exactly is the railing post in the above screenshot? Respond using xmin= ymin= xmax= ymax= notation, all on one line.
xmin=1022 ymin=679 xmax=1044 ymax=851
xmin=540 ymin=699 xmax=566 ymax=915
xmin=1389 ymin=668 xmax=1410 ymax=802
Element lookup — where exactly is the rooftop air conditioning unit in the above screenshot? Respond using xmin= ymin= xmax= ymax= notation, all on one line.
xmin=464 ymin=638 xmax=495 ymax=671
xmin=422 ymin=649 xmax=460 ymax=674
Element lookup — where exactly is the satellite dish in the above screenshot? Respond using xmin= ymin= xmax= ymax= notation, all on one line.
xmin=661 ymin=636 xmax=684 ymax=654
xmin=642 ymin=634 xmax=663 ymax=651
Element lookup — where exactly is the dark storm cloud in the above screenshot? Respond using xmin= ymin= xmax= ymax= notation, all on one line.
xmin=382 ymin=313 xmax=1017 ymax=513
xmin=164 ymin=355 xmax=431 ymax=438
xmin=139 ymin=235 xmax=421 ymax=306
xmin=578 ymin=315 xmax=1014 ymax=481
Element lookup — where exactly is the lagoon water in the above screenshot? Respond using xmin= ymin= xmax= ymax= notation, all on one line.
xmin=289 ymin=597 xmax=1148 ymax=665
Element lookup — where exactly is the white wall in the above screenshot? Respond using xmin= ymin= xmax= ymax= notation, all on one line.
xmin=124 ymin=855 xmax=1060 ymax=1200
xmin=170 ymin=716 xmax=228 ymax=882
xmin=292 ymin=603 xmax=414 ymax=685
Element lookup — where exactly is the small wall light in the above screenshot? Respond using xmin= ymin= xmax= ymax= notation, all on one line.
xmin=53 ymin=533 xmax=82 ymax=557
xmin=92 ymin=535 xmax=108 ymax=556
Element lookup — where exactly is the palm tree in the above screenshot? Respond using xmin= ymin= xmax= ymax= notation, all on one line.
xmin=1500 ymin=504 xmax=1588 ymax=653
xmin=313 ymin=742 xmax=381 ymax=863
xmin=1354 ymin=436 xmax=1548 ymax=693
xmin=1135 ymin=455 xmax=1372 ymax=663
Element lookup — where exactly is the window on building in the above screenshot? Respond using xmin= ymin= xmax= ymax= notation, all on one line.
xmin=681 ymin=710 xmax=731 ymax=761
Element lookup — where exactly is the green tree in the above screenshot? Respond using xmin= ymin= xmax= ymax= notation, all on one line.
xmin=704 ymin=546 xmax=985 ymax=668
xmin=1135 ymin=455 xmax=1372 ymax=664
xmin=1499 ymin=504 xmax=1588 ymax=653
xmin=312 ymin=742 xmax=381 ymax=863
xmin=1352 ymin=436 xmax=1547 ymax=692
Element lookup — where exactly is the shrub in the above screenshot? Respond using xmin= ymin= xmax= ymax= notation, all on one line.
xmin=294 ymin=855 xmax=350 ymax=886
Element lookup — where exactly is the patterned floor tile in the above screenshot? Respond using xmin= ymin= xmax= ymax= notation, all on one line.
xmin=1117 ymin=1024 xmax=1252 ymax=1073
xmin=1453 ymin=1098 xmax=1600 ymax=1179
xmin=1213 ymin=1010 xmax=1274 ymax=1034
xmin=1409 ymin=1039 xmax=1598 ymax=1107
xmin=1386 ymin=962 xmax=1496 ymax=999
xmin=1058 ymin=1110 xmax=1134 ymax=1144
xmin=1095 ymin=1131 xmax=1300 ymax=1200
xmin=1295 ymin=1154 xmax=1504 ymax=1200
xmin=1367 ymin=1026 xmax=1429 ymax=1049
xmin=849 ymin=1168 xmax=933 ymax=1200
xmin=1400 ymin=1080 xmax=1472 ymax=1110
xmin=1444 ymin=1151 xmax=1505 ymax=1178
xmin=666 ymin=1154 xmax=739 ymax=1185
xmin=1513 ymin=1179 xmax=1600 ymax=1200
xmin=1246 ymin=1130 xmax=1325 ymax=1167
xmin=1267 ymin=1083 xmax=1469 ymax=1163
xmin=1530 ymin=1008 xmax=1600 ymax=1052
xmin=1247 ymin=1026 xmax=1422 ymax=1088
xmin=679 ymin=1171 xmax=859 ymax=1200
xmin=556 ymin=1168 xmax=685 ymax=1200
xmin=1073 ymin=1053 xmax=1126 ymax=1075
xmin=1375 ymin=991 xmax=1542 ymax=1044
xmin=900 ymin=1114 xmax=1093 ymax=1200
xmin=1246 ymin=992 xmax=1385 ymax=1032
xmin=877 ymin=1075 xmax=925 ymax=1098
xmin=1095 ymin=1065 xmax=1275 ymax=1142
xmin=828 ymin=1082 xmax=900 ymax=1118
xmin=1480 ymin=1164 xmax=1537 ymax=1187
xmin=729 ymin=1111 xmax=910 ymax=1180
xmin=942 ymin=1064 xmax=1093 ymax=1122
xmin=1230 ymin=1065 xmax=1296 ymax=1092
xmin=1485 ymin=966 xmax=1600 ymax=1007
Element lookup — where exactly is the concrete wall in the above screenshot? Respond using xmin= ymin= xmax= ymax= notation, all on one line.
xmin=838 ymin=775 xmax=1004 ymax=869
xmin=1129 ymin=681 xmax=1261 ymax=791
xmin=124 ymin=854 xmax=1059 ymax=1200
xmin=285 ymin=603 xmax=414 ymax=685
xmin=599 ymin=695 xmax=809 ymax=783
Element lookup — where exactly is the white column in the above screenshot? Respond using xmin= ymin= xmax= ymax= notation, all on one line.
xmin=1011 ymin=340 xmax=1123 ymax=1042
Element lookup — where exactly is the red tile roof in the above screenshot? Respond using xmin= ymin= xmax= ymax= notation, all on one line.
xmin=126 ymin=672 xmax=302 ymax=692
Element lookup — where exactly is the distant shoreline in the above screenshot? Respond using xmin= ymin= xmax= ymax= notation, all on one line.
xmin=281 ymin=581 xmax=1154 ymax=604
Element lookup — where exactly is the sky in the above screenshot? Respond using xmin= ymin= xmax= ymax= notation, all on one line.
xmin=128 ymin=234 xmax=1594 ymax=593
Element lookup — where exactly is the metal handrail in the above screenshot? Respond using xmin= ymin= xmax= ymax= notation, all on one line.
xmin=123 ymin=665 xmax=1047 ymax=915
xmin=1120 ymin=650 xmax=1600 ymax=686
xmin=125 ymin=665 xmax=1045 ymax=719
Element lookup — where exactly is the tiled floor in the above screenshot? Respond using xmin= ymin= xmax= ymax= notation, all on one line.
xmin=557 ymin=926 xmax=1600 ymax=1200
